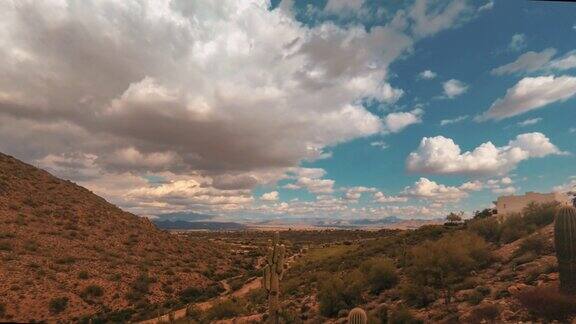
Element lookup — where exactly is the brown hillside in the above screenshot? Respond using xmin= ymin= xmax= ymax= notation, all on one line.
xmin=0 ymin=152 xmax=234 ymax=322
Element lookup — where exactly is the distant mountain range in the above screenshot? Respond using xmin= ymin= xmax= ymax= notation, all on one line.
xmin=153 ymin=220 xmax=247 ymax=231
xmin=153 ymin=211 xmax=215 ymax=222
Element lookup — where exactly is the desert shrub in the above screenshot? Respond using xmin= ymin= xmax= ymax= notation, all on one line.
xmin=514 ymin=233 xmax=548 ymax=257
xmin=49 ymin=297 xmax=69 ymax=314
xmin=468 ymin=304 xmax=499 ymax=323
xmin=516 ymin=286 xmax=576 ymax=320
xmin=203 ymin=299 xmax=245 ymax=321
xmin=282 ymin=277 xmax=302 ymax=296
xmin=388 ymin=306 xmax=422 ymax=324
xmin=81 ymin=285 xmax=104 ymax=298
xmin=467 ymin=217 xmax=500 ymax=243
xmin=55 ymin=256 xmax=76 ymax=265
xmin=185 ymin=305 xmax=201 ymax=320
xmin=499 ymin=214 xmax=527 ymax=244
xmin=179 ymin=286 xmax=202 ymax=303
xmin=127 ymin=274 xmax=153 ymax=302
xmin=523 ymin=202 xmax=558 ymax=227
xmin=473 ymin=209 xmax=496 ymax=220
xmin=78 ymin=270 xmax=89 ymax=280
xmin=0 ymin=242 xmax=12 ymax=251
xmin=466 ymin=291 xmax=485 ymax=305
xmin=400 ymin=281 xmax=437 ymax=308
xmin=318 ymin=271 xmax=364 ymax=316
xmin=361 ymin=257 xmax=398 ymax=294
xmin=408 ymin=231 xmax=491 ymax=304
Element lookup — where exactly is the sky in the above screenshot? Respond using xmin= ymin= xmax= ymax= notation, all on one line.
xmin=0 ymin=0 xmax=575 ymax=221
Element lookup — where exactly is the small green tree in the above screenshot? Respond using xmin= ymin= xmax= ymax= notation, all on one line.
xmin=318 ymin=271 xmax=364 ymax=316
xmin=446 ymin=212 xmax=463 ymax=224
xmin=360 ymin=257 xmax=398 ymax=294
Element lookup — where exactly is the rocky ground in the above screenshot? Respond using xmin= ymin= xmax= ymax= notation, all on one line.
xmin=0 ymin=152 xmax=249 ymax=322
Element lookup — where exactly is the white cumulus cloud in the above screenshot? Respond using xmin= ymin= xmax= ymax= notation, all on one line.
xmin=261 ymin=191 xmax=279 ymax=201
xmin=478 ymin=75 xmax=576 ymax=121
xmin=406 ymin=132 xmax=564 ymax=175
xmin=402 ymin=178 xmax=468 ymax=202
xmin=443 ymin=79 xmax=468 ymax=98
xmin=418 ymin=70 xmax=437 ymax=80
xmin=383 ymin=108 xmax=424 ymax=133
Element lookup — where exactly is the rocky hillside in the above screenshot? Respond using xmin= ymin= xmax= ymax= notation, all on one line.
xmin=0 ymin=153 xmax=236 ymax=322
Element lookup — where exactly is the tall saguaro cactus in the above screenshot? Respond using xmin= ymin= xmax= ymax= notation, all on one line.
xmin=263 ymin=232 xmax=285 ymax=324
xmin=555 ymin=206 xmax=576 ymax=294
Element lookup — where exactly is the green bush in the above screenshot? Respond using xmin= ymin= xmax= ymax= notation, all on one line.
xmin=499 ymin=214 xmax=527 ymax=244
xmin=318 ymin=271 xmax=364 ymax=316
xmin=408 ymin=231 xmax=491 ymax=304
xmin=49 ymin=297 xmax=69 ymax=314
xmin=514 ymin=233 xmax=547 ymax=257
xmin=361 ymin=257 xmax=398 ymax=294
xmin=179 ymin=286 xmax=202 ymax=303
xmin=467 ymin=217 xmax=500 ymax=243
xmin=400 ymin=282 xmax=436 ymax=308
xmin=523 ymin=202 xmax=557 ymax=227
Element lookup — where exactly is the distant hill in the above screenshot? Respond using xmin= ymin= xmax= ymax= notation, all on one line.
xmin=153 ymin=211 xmax=215 ymax=222
xmin=153 ymin=220 xmax=246 ymax=231
xmin=349 ymin=216 xmax=401 ymax=225
xmin=0 ymin=153 xmax=235 ymax=322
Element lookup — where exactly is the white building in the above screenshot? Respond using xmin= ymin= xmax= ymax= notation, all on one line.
xmin=494 ymin=191 xmax=572 ymax=216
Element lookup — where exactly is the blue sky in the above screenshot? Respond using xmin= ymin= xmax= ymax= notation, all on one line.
xmin=0 ymin=0 xmax=575 ymax=220
xmin=259 ymin=0 xmax=576 ymax=218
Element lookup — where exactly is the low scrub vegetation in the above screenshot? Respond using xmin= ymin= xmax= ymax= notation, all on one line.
xmin=516 ymin=286 xmax=576 ymax=321
xmin=49 ymin=297 xmax=69 ymax=314
xmin=468 ymin=202 xmax=558 ymax=244
xmin=407 ymin=231 xmax=491 ymax=305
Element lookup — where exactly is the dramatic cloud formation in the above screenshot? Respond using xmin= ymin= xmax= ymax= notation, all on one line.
xmin=0 ymin=0 xmax=419 ymax=177
xmin=478 ymin=76 xmax=576 ymax=121
xmin=0 ymin=0 xmax=523 ymax=220
xmin=442 ymin=79 xmax=468 ymax=98
xmin=406 ymin=132 xmax=564 ymax=175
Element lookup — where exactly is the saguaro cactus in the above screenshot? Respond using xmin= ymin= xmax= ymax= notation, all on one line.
xmin=348 ymin=307 xmax=368 ymax=324
xmin=555 ymin=206 xmax=576 ymax=294
xmin=263 ymin=232 xmax=285 ymax=324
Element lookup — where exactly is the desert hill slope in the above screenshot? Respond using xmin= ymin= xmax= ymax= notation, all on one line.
xmin=0 ymin=152 xmax=234 ymax=322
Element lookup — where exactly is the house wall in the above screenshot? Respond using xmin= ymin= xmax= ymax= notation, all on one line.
xmin=495 ymin=192 xmax=572 ymax=216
